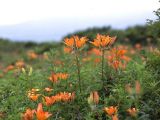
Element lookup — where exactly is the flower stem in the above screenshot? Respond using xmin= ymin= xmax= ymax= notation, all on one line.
xmin=75 ymin=52 xmax=82 ymax=93
xmin=73 ymin=38 xmax=82 ymax=93
xmin=101 ymin=48 xmax=105 ymax=87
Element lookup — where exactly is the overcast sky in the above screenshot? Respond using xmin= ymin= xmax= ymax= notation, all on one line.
xmin=0 ymin=0 xmax=159 ymax=41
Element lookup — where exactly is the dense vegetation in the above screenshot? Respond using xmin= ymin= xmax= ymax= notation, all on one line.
xmin=0 ymin=4 xmax=160 ymax=120
xmin=0 ymin=32 xmax=160 ymax=120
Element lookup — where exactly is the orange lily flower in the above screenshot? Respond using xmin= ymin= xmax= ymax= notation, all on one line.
xmin=64 ymin=47 xmax=72 ymax=53
xmin=112 ymin=60 xmax=120 ymax=70
xmin=74 ymin=36 xmax=88 ymax=48
xmin=55 ymin=92 xmax=75 ymax=102
xmin=48 ymin=73 xmax=69 ymax=83
xmin=125 ymin=81 xmax=141 ymax=95
xmin=48 ymin=73 xmax=58 ymax=83
xmin=51 ymin=92 xmax=75 ymax=103
xmin=52 ymin=95 xmax=61 ymax=102
xmin=107 ymin=48 xmax=130 ymax=70
xmin=121 ymin=56 xmax=131 ymax=62
xmin=28 ymin=94 xmax=40 ymax=101
xmin=117 ymin=49 xmax=127 ymax=56
xmin=64 ymin=36 xmax=87 ymax=49
xmin=4 ymin=65 xmax=14 ymax=73
xmin=94 ymin=58 xmax=101 ymax=63
xmin=64 ymin=37 xmax=74 ymax=47
xmin=104 ymin=106 xmax=117 ymax=116
xmin=28 ymin=89 xmax=40 ymax=101
xmin=27 ymin=51 xmax=38 ymax=60
xmin=127 ymin=108 xmax=138 ymax=117
xmin=43 ymin=92 xmax=75 ymax=106
xmin=22 ymin=108 xmax=35 ymax=120
xmin=89 ymin=48 xmax=102 ymax=56
xmin=56 ymin=73 xmax=69 ymax=80
xmin=35 ymin=103 xmax=52 ymax=120
xmin=15 ymin=60 xmax=25 ymax=68
xmin=91 ymin=34 xmax=116 ymax=48
xmin=44 ymin=96 xmax=55 ymax=106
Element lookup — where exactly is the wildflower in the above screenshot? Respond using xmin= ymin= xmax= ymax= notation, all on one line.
xmin=55 ymin=92 xmax=75 ymax=102
xmin=64 ymin=37 xmax=74 ymax=48
xmin=94 ymin=58 xmax=101 ymax=63
xmin=112 ymin=114 xmax=119 ymax=120
xmin=56 ymin=73 xmax=69 ymax=80
xmin=90 ymin=34 xmax=116 ymax=48
xmin=112 ymin=60 xmax=120 ymax=70
xmin=44 ymin=96 xmax=55 ymax=106
xmin=104 ymin=106 xmax=117 ymax=116
xmin=117 ymin=49 xmax=127 ymax=56
xmin=125 ymin=81 xmax=141 ymax=95
xmin=48 ymin=73 xmax=58 ymax=83
xmin=64 ymin=47 xmax=72 ymax=53
xmin=64 ymin=36 xmax=87 ymax=49
xmin=52 ymin=95 xmax=61 ymax=102
xmin=75 ymin=36 xmax=88 ymax=48
xmin=27 ymin=51 xmax=38 ymax=60
xmin=121 ymin=55 xmax=131 ymax=62
xmin=35 ymin=103 xmax=52 ymax=120
xmin=4 ymin=65 xmax=14 ymax=73
xmin=48 ymin=73 xmax=69 ymax=83
xmin=127 ymin=108 xmax=138 ymax=117
xmin=0 ymin=74 xmax=4 ymax=78
xmin=88 ymin=48 xmax=102 ymax=56
xmin=28 ymin=89 xmax=40 ymax=101
xmin=42 ymin=92 xmax=75 ymax=106
xmin=88 ymin=91 xmax=99 ymax=105
xmin=51 ymin=92 xmax=75 ymax=103
xmin=107 ymin=48 xmax=130 ymax=70
xmin=135 ymin=43 xmax=141 ymax=50
xmin=28 ymin=94 xmax=40 ymax=101
xmin=22 ymin=108 xmax=35 ymax=120
xmin=64 ymin=36 xmax=86 ymax=93
xmin=44 ymin=87 xmax=53 ymax=92
xmin=15 ymin=60 xmax=25 ymax=68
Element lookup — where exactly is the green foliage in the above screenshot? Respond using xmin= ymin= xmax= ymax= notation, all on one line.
xmin=146 ymin=51 xmax=160 ymax=80
xmin=0 ymin=42 xmax=159 ymax=120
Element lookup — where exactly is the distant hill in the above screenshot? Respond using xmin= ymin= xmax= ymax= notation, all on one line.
xmin=0 ymin=15 xmax=150 ymax=42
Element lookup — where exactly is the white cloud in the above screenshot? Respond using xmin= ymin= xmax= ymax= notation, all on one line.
xmin=0 ymin=0 xmax=159 ymax=26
